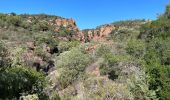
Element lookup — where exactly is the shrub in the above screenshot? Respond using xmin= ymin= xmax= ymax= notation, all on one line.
xmin=95 ymin=44 xmax=112 ymax=57
xmin=56 ymin=48 xmax=91 ymax=88
xmin=126 ymin=39 xmax=146 ymax=58
xmin=144 ymin=38 xmax=170 ymax=99
xmin=6 ymin=15 xmax=22 ymax=27
xmin=58 ymin=41 xmax=80 ymax=53
xmin=34 ymin=33 xmax=59 ymax=54
xmin=0 ymin=66 xmax=46 ymax=99
xmin=57 ymin=26 xmax=74 ymax=37
xmin=35 ymin=21 xmax=50 ymax=31
xmin=82 ymin=77 xmax=133 ymax=100
xmin=139 ymin=4 xmax=170 ymax=99
xmin=20 ymin=21 xmax=32 ymax=30
xmin=0 ymin=41 xmax=11 ymax=68
xmin=99 ymin=54 xmax=130 ymax=80
xmin=127 ymin=68 xmax=157 ymax=100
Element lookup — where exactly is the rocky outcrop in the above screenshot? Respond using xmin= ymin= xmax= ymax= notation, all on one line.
xmin=81 ymin=25 xmax=115 ymax=42
xmin=54 ymin=18 xmax=116 ymax=42
xmin=55 ymin=18 xmax=76 ymax=28
xmin=54 ymin=18 xmax=80 ymax=37
xmin=99 ymin=25 xmax=115 ymax=37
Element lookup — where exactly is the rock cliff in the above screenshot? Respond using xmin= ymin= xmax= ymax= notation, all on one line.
xmin=81 ymin=24 xmax=115 ymax=42
xmin=54 ymin=18 xmax=116 ymax=42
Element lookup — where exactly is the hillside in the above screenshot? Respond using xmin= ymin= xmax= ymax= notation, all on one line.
xmin=0 ymin=4 xmax=170 ymax=100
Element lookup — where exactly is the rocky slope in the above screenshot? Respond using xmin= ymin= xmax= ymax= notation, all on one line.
xmin=53 ymin=17 xmax=117 ymax=42
xmin=0 ymin=12 xmax=160 ymax=100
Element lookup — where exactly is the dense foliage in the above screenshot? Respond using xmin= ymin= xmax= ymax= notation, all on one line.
xmin=139 ymin=4 xmax=170 ymax=99
xmin=0 ymin=4 xmax=170 ymax=99
xmin=56 ymin=47 xmax=91 ymax=88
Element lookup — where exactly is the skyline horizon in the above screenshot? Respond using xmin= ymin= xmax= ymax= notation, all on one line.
xmin=0 ymin=11 xmax=153 ymax=30
xmin=0 ymin=0 xmax=169 ymax=29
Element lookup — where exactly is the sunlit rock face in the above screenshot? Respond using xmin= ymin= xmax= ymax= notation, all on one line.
xmin=55 ymin=18 xmax=76 ymax=27
xmin=81 ymin=25 xmax=115 ymax=42
xmin=54 ymin=18 xmax=116 ymax=43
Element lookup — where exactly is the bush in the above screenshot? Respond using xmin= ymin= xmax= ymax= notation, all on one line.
xmin=0 ymin=41 xmax=11 ymax=68
xmin=0 ymin=66 xmax=46 ymax=99
xmin=139 ymin=4 xmax=170 ymax=99
xmin=56 ymin=48 xmax=91 ymax=88
xmin=6 ymin=15 xmax=22 ymax=27
xmin=82 ymin=77 xmax=132 ymax=100
xmin=58 ymin=41 xmax=80 ymax=53
xmin=34 ymin=33 xmax=59 ymax=54
xmin=34 ymin=21 xmax=50 ymax=31
xmin=144 ymin=38 xmax=170 ymax=99
xmin=126 ymin=39 xmax=146 ymax=58
xmin=20 ymin=21 xmax=32 ymax=30
xmin=57 ymin=26 xmax=74 ymax=37
xmin=96 ymin=44 xmax=112 ymax=57
xmin=99 ymin=54 xmax=131 ymax=80
xmin=127 ymin=68 xmax=157 ymax=100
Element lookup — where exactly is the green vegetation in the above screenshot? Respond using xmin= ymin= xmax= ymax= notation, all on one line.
xmin=0 ymin=41 xmax=11 ymax=68
xmin=0 ymin=4 xmax=170 ymax=99
xmin=0 ymin=66 xmax=46 ymax=99
xmin=126 ymin=39 xmax=145 ymax=58
xmin=0 ymin=42 xmax=46 ymax=99
xmin=83 ymin=77 xmax=132 ymax=99
xmin=138 ymin=5 xmax=170 ymax=99
xmin=56 ymin=47 xmax=91 ymax=88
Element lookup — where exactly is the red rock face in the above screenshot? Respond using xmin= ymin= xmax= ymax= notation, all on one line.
xmin=54 ymin=18 xmax=115 ymax=42
xmin=55 ymin=18 xmax=76 ymax=28
xmin=99 ymin=25 xmax=115 ymax=37
xmin=80 ymin=25 xmax=115 ymax=42
xmin=54 ymin=18 xmax=80 ymax=37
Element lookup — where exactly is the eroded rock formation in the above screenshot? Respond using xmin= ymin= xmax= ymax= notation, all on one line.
xmin=81 ymin=25 xmax=115 ymax=42
xmin=55 ymin=18 xmax=76 ymax=27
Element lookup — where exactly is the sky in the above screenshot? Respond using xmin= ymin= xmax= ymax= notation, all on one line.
xmin=0 ymin=0 xmax=169 ymax=29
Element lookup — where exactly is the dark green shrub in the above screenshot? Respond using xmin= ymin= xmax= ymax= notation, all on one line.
xmin=139 ymin=4 xmax=170 ymax=99
xmin=0 ymin=66 xmax=46 ymax=99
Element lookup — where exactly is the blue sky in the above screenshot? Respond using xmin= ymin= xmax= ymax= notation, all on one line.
xmin=0 ymin=0 xmax=169 ymax=29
